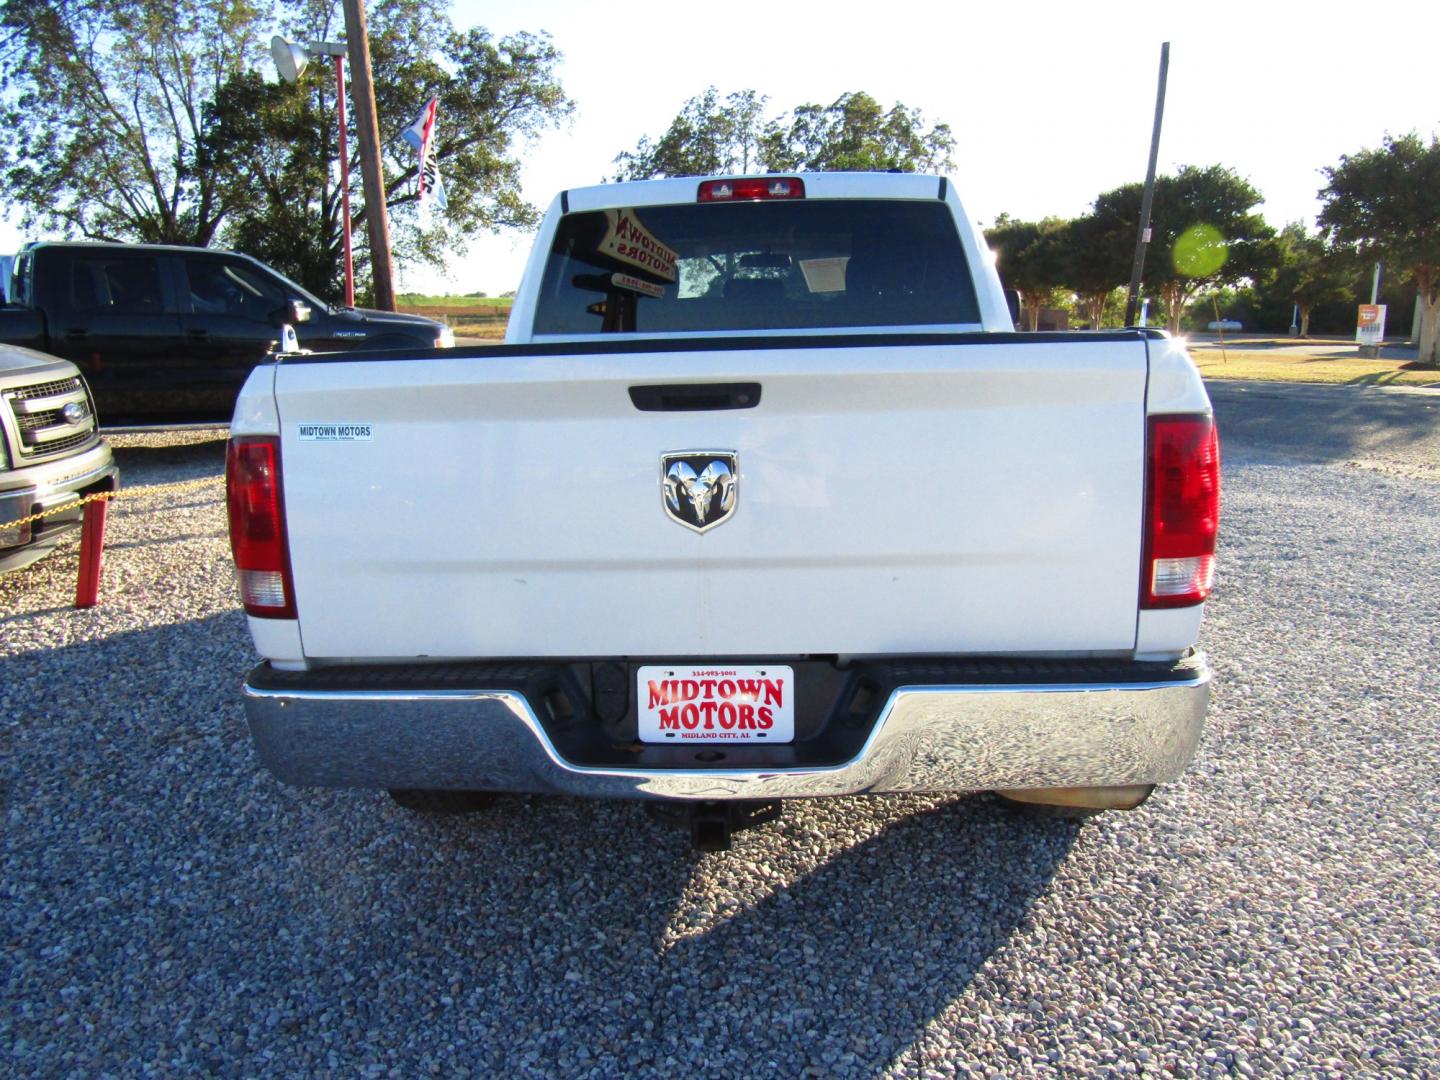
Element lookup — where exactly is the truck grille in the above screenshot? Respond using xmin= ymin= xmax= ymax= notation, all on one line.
xmin=2 ymin=375 xmax=99 ymax=461
xmin=9 ymin=376 xmax=83 ymax=401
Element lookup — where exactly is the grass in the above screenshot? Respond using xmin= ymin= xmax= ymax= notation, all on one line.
xmin=396 ymin=294 xmax=512 ymax=341
xmin=396 ymin=293 xmax=514 ymax=310
xmin=1187 ymin=336 xmax=1439 ymax=388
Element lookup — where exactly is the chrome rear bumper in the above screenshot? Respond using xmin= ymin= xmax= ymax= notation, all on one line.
xmin=243 ymin=654 xmax=1210 ymax=801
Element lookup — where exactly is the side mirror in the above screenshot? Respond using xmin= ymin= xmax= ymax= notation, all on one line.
xmin=272 ymin=299 xmax=311 ymax=327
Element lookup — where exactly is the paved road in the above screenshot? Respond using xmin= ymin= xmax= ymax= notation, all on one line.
xmin=3 ymin=385 xmax=1438 ymax=1077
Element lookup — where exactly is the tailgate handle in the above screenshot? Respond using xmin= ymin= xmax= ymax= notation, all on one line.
xmin=629 ymin=382 xmax=761 ymax=412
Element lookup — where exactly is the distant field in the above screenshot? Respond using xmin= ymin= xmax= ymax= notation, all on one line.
xmin=397 ymin=294 xmax=512 ymax=340
xmin=396 ymin=294 xmax=514 ymax=310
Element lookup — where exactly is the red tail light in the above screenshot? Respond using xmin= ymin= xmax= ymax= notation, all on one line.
xmin=1142 ymin=415 xmax=1220 ymax=608
xmin=226 ymin=436 xmax=296 ymax=619
xmin=698 ymin=177 xmax=805 ymax=202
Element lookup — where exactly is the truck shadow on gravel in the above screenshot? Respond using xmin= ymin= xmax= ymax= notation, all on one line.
xmin=3 ymin=611 xmax=1076 ymax=1077
xmin=1207 ymin=381 xmax=1440 ymax=471
xmin=350 ymin=794 xmax=1077 ymax=1076
xmin=644 ymin=800 xmax=1077 ymax=1075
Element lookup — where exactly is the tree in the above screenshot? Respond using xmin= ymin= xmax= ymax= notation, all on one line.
xmin=1270 ymin=222 xmax=1353 ymax=337
xmin=984 ymin=216 xmax=1069 ymax=331
xmin=0 ymin=0 xmax=266 ymax=245
xmin=614 ymin=88 xmax=953 ymax=180
xmin=213 ymin=1 xmax=571 ymax=299
xmin=1056 ymin=210 xmax=1133 ymax=328
xmin=364 ymin=10 xmax=571 ymax=256
xmin=613 ymin=87 xmax=768 ymax=180
xmin=205 ymin=68 xmax=348 ymax=297
xmin=1319 ymin=132 xmax=1440 ymax=365
xmin=761 ymin=91 xmax=954 ymax=173
xmin=1 ymin=0 xmax=572 ymax=302
xmin=1095 ymin=165 xmax=1277 ymax=335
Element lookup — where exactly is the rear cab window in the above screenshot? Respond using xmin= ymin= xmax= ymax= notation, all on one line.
xmin=67 ymin=253 xmax=167 ymax=313
xmin=532 ymin=198 xmax=981 ymax=336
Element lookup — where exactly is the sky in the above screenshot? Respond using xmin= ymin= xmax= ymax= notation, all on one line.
xmin=4 ymin=0 xmax=1435 ymax=297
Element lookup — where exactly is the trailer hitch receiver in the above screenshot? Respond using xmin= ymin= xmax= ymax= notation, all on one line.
xmin=646 ymin=799 xmax=783 ymax=852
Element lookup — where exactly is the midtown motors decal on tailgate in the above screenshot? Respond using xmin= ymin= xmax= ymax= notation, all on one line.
xmin=297 ymin=423 xmax=372 ymax=442
xmin=637 ymin=666 xmax=795 ymax=743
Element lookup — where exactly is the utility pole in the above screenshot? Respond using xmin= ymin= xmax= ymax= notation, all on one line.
xmin=1124 ymin=42 xmax=1170 ymax=328
xmin=341 ymin=0 xmax=396 ymax=311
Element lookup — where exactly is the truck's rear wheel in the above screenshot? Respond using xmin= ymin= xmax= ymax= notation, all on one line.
xmin=387 ymin=789 xmax=498 ymax=814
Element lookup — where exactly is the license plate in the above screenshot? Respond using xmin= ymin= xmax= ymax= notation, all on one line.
xmin=637 ymin=665 xmax=795 ymax=744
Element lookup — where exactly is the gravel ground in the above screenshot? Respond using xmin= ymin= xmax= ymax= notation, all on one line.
xmin=3 ymin=392 xmax=1439 ymax=1078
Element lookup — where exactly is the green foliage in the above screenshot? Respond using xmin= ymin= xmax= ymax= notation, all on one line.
xmin=613 ymin=87 xmax=768 ymax=180
xmin=206 ymin=68 xmax=346 ymax=297
xmin=367 ymin=13 xmax=572 ymax=242
xmin=0 ymin=0 xmax=572 ymax=303
xmin=1318 ymin=132 xmax=1440 ymax=284
xmin=216 ymin=0 xmax=571 ymax=299
xmin=1266 ymin=222 xmax=1354 ymax=335
xmin=1054 ymin=211 xmax=1132 ymax=327
xmin=1094 ymin=165 xmax=1277 ymax=334
xmin=613 ymin=88 xmax=953 ymax=179
xmin=984 ymin=216 xmax=1069 ymax=329
xmin=760 ymin=91 xmax=954 ymax=173
xmin=1181 ymin=286 xmax=1252 ymax=332
xmin=1319 ymin=132 xmax=1440 ymax=362
xmin=0 ymin=0 xmax=267 ymax=244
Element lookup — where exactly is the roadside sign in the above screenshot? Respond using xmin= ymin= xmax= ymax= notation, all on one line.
xmin=1356 ymin=304 xmax=1386 ymax=347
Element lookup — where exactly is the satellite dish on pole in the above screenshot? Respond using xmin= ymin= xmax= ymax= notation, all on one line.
xmin=271 ymin=36 xmax=309 ymax=83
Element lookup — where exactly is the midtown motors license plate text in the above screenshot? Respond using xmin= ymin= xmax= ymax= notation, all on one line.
xmin=637 ymin=665 xmax=796 ymax=743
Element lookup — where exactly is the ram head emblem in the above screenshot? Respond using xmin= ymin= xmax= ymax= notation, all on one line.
xmin=661 ymin=452 xmax=738 ymax=533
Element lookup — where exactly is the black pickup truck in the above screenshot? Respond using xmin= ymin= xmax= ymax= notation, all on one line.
xmin=0 ymin=242 xmax=454 ymax=425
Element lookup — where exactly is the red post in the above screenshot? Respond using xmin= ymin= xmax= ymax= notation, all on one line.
xmin=336 ymin=54 xmax=355 ymax=308
xmin=74 ymin=497 xmax=109 ymax=609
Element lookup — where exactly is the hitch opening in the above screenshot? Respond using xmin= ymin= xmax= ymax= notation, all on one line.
xmin=646 ymin=799 xmax=783 ymax=852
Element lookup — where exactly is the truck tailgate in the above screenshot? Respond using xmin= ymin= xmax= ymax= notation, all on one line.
xmin=274 ymin=338 xmax=1148 ymax=659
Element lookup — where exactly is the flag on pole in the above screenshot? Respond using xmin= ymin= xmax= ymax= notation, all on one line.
xmin=401 ymin=96 xmax=446 ymax=222
xmin=421 ymin=155 xmax=448 ymax=212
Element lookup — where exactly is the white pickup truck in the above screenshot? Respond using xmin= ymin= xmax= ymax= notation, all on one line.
xmin=227 ymin=172 xmax=1218 ymax=849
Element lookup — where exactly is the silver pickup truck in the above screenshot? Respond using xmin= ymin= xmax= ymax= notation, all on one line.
xmin=1 ymin=343 xmax=117 ymax=572
xmin=228 ymin=172 xmax=1219 ymax=849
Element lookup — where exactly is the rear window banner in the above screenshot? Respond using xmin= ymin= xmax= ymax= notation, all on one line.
xmin=611 ymin=273 xmax=666 ymax=299
xmin=598 ymin=210 xmax=678 ymax=282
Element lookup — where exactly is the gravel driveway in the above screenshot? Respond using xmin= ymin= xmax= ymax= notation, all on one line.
xmin=4 ymin=384 xmax=1439 ymax=1077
